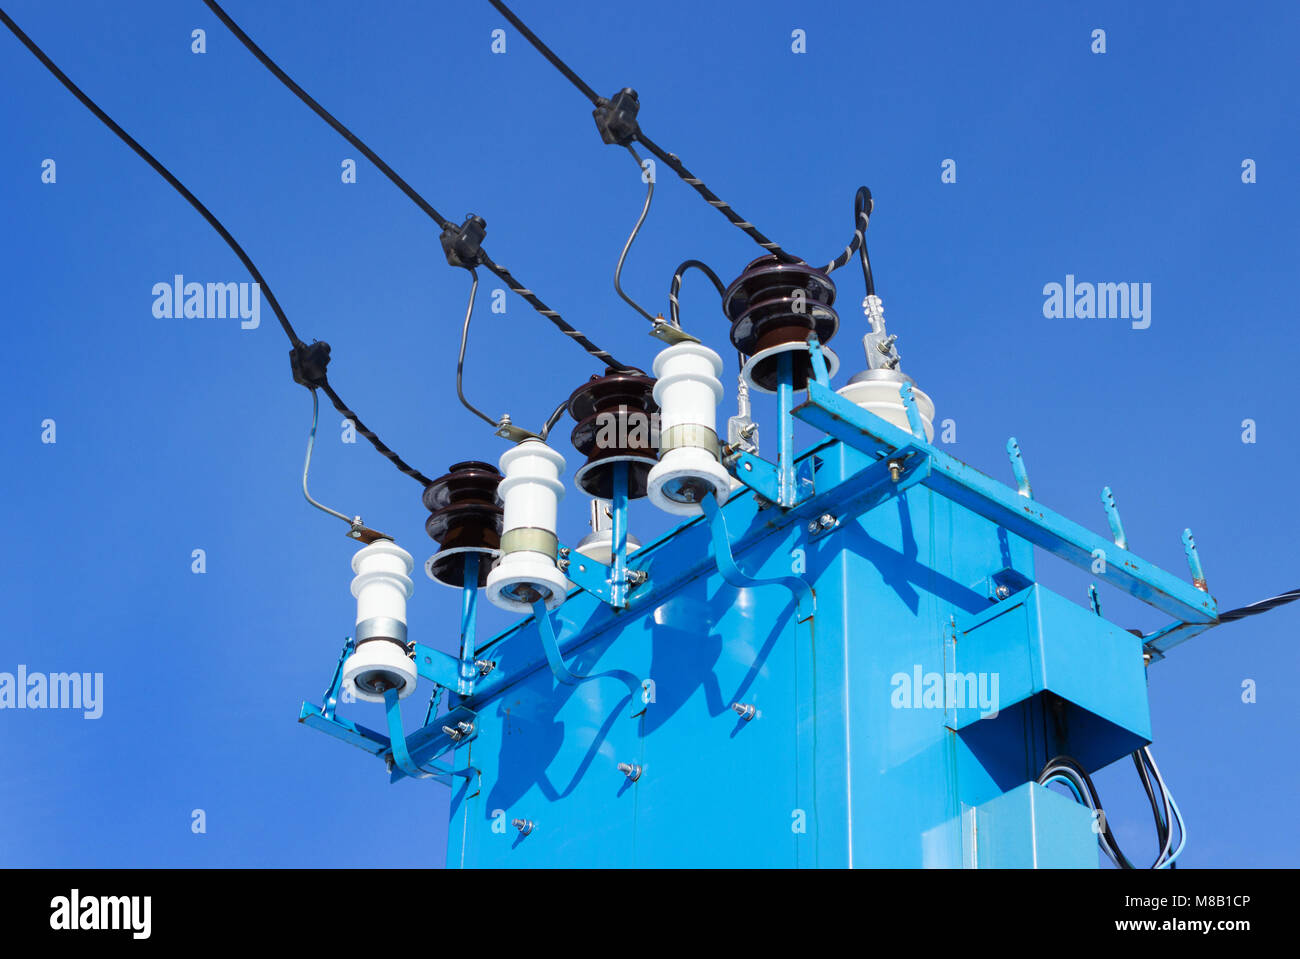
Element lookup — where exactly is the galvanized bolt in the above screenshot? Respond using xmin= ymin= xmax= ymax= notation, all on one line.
xmin=628 ymin=569 xmax=649 ymax=586
xmin=442 ymin=720 xmax=474 ymax=741
xmin=617 ymin=762 xmax=642 ymax=782
xmin=475 ymin=659 xmax=496 ymax=677
xmin=511 ymin=818 xmax=534 ymax=836
xmin=888 ymin=459 xmax=903 ymax=482
xmin=731 ymin=702 xmax=757 ymax=721
xmin=995 ymin=584 xmax=1011 ymax=600
xmin=818 ymin=513 xmax=836 ymax=530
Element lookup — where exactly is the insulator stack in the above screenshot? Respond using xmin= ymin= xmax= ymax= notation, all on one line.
xmin=422 ymin=461 xmax=503 ymax=587
xmin=343 ymin=539 xmax=418 ymax=702
xmin=567 ymin=368 xmax=659 ymax=499
xmin=485 ymin=439 xmax=569 ymax=613
xmin=722 ymin=255 xmax=841 ymax=392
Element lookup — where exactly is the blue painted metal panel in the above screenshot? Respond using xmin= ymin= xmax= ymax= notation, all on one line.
xmin=441 ymin=439 xmax=1060 ymax=867
xmin=972 ymin=783 xmax=1099 ymax=868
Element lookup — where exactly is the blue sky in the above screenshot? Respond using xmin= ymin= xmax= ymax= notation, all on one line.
xmin=1 ymin=0 xmax=1297 ymax=866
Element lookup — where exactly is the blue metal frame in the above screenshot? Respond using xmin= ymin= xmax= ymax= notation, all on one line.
xmin=795 ymin=337 xmax=1216 ymax=627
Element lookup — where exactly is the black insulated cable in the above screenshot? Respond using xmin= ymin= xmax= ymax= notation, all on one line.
xmin=1218 ymin=587 xmax=1300 ymax=623
xmin=0 ymin=6 xmax=304 ymax=350
xmin=1147 ymin=585 xmax=1300 ymax=638
xmin=319 ymin=381 xmax=433 ymax=486
xmin=0 ymin=5 xmax=433 ymax=488
xmin=821 ymin=186 xmax=876 ymax=295
xmin=484 ymin=0 xmax=796 ymax=262
xmin=204 ymin=0 xmax=633 ymax=373
xmin=484 ymin=0 xmax=602 ymax=105
xmin=668 ymin=259 xmax=726 ymax=329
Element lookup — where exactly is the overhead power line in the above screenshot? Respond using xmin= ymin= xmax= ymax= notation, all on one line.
xmin=203 ymin=0 xmax=631 ymax=372
xmin=0 ymin=5 xmax=433 ymax=487
xmin=486 ymin=0 xmax=808 ymax=264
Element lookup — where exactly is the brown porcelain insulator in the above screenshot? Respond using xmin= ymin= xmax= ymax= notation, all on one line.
xmin=722 ymin=255 xmax=839 ymax=390
xmin=567 ymin=367 xmax=658 ymax=499
xmin=423 ymin=460 xmax=503 ymax=587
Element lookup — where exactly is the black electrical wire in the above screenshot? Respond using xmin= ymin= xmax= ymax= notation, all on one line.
xmin=668 ymin=259 xmax=726 ymax=328
xmin=632 ymin=130 xmax=793 ymax=261
xmin=1217 ymin=587 xmax=1300 ymax=623
xmin=484 ymin=0 xmax=602 ymax=105
xmin=204 ymin=0 xmax=631 ymax=372
xmin=821 ymin=186 xmax=876 ymax=295
xmin=1039 ymin=752 xmax=1184 ymax=870
xmin=484 ymin=0 xmax=796 ymax=262
xmin=0 ymin=7 xmax=302 ymax=350
xmin=201 ymin=0 xmax=450 ymax=230
xmin=1037 ymin=754 xmax=1137 ymax=868
xmin=1132 ymin=750 xmax=1172 ymax=864
xmin=319 ymin=382 xmax=432 ymax=486
xmin=0 ymin=5 xmax=434 ymax=488
xmin=1146 ymin=585 xmax=1300 ymax=639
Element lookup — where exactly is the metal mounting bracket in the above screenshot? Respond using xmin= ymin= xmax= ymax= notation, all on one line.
xmin=700 ymin=492 xmax=814 ymax=622
xmin=532 ymin=599 xmax=645 ymax=717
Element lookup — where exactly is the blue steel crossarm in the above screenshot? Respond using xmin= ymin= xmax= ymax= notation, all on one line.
xmin=792 ymin=377 xmax=1218 ymax=626
xmin=298 ymin=701 xmax=390 ymax=754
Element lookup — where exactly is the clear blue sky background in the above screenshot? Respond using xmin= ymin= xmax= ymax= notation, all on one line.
xmin=1 ymin=0 xmax=1296 ymax=867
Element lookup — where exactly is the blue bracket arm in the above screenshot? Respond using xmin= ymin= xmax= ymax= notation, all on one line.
xmin=383 ymin=688 xmax=440 ymax=780
xmin=532 ymin=599 xmax=645 ymax=716
xmin=729 ymin=449 xmax=783 ymax=504
xmin=700 ymin=492 xmax=814 ymax=622
xmin=410 ymin=643 xmax=462 ymax=689
xmin=319 ymin=637 xmax=355 ymax=721
xmin=382 ymin=688 xmax=480 ymax=785
xmin=558 ymin=548 xmax=650 ymax=609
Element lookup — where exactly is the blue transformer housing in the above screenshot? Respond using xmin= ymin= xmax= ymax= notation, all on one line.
xmin=300 ymin=349 xmax=1216 ymax=868
xmin=441 ymin=439 xmax=1141 ymax=867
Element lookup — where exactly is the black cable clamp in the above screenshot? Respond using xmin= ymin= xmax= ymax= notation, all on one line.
xmin=593 ymin=87 xmax=640 ymax=146
xmin=290 ymin=339 xmax=332 ymax=389
xmin=441 ymin=214 xmax=488 ymax=269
